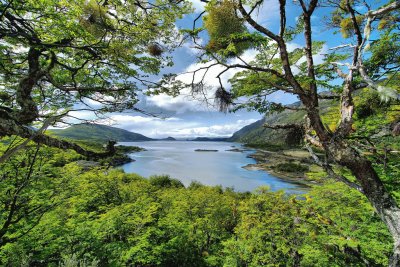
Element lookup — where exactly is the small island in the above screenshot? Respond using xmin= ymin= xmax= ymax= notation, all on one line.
xmin=194 ymin=149 xmax=218 ymax=152
xmin=160 ymin=136 xmax=176 ymax=141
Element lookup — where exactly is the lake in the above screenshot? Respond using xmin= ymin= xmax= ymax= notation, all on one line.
xmin=120 ymin=141 xmax=305 ymax=193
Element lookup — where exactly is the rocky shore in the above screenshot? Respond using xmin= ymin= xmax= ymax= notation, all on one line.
xmin=243 ymin=147 xmax=323 ymax=187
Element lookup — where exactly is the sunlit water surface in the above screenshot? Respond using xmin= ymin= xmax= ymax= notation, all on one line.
xmin=120 ymin=141 xmax=306 ymax=193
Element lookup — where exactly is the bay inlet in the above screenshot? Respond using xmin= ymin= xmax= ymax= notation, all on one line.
xmin=120 ymin=141 xmax=306 ymax=193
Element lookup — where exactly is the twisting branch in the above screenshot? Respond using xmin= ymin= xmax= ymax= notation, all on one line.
xmin=278 ymin=0 xmax=286 ymax=37
xmin=0 ymin=115 xmax=116 ymax=160
xmin=305 ymin=143 xmax=363 ymax=193
xmin=317 ymin=94 xmax=340 ymax=100
xmin=0 ymin=0 xmax=13 ymax=20
xmin=238 ymin=0 xmax=305 ymax=95
xmin=301 ymin=0 xmax=319 ymax=103
xmin=367 ymin=1 xmax=400 ymax=18
xmin=333 ymin=0 xmax=361 ymax=137
xmin=0 ymin=0 xmax=187 ymax=158
xmin=237 ymin=0 xmax=280 ymax=42
xmin=220 ymin=63 xmax=285 ymax=79
xmin=304 ymin=133 xmax=323 ymax=147
xmin=335 ymin=0 xmax=400 ymax=137
xmin=0 ymin=116 xmax=57 ymax=164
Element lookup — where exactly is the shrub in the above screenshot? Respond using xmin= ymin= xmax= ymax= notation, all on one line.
xmin=149 ymin=175 xmax=184 ymax=188
xmin=274 ymin=162 xmax=309 ymax=173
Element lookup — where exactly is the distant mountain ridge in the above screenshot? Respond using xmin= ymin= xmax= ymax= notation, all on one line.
xmin=228 ymin=100 xmax=334 ymax=146
xmin=227 ymin=110 xmax=306 ymax=146
xmin=160 ymin=137 xmax=176 ymax=141
xmin=48 ymin=101 xmax=328 ymax=145
xmin=191 ymin=137 xmax=229 ymax=141
xmin=49 ymin=124 xmax=154 ymax=142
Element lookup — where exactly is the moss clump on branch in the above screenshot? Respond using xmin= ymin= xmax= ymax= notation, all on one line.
xmin=148 ymin=43 xmax=164 ymax=56
xmin=204 ymin=0 xmax=250 ymax=57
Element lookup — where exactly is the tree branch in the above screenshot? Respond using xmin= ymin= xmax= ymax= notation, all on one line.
xmin=367 ymin=1 xmax=400 ymax=18
xmin=0 ymin=115 xmax=115 ymax=159
xmin=305 ymin=143 xmax=364 ymax=193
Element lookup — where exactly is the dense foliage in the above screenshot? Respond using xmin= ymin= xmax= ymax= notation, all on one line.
xmin=0 ymin=141 xmax=394 ymax=266
xmin=183 ymin=0 xmax=400 ymax=262
xmin=1 ymin=0 xmax=399 ymax=266
xmin=0 ymin=0 xmax=190 ymax=158
xmin=203 ymin=0 xmax=250 ymax=58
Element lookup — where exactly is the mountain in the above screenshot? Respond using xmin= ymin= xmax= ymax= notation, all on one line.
xmin=228 ymin=100 xmax=334 ymax=147
xmin=191 ymin=137 xmax=229 ymax=141
xmin=160 ymin=137 xmax=176 ymax=141
xmin=49 ymin=124 xmax=154 ymax=142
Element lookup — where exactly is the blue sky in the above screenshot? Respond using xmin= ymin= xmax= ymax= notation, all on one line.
xmin=68 ymin=0 xmax=375 ymax=138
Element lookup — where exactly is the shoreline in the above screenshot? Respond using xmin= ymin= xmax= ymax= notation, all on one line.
xmin=115 ymin=142 xmax=320 ymax=190
xmin=243 ymin=147 xmax=321 ymax=188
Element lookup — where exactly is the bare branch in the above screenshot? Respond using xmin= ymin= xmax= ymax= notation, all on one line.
xmin=329 ymin=44 xmax=356 ymax=50
xmin=305 ymin=143 xmax=363 ymax=193
xmin=279 ymin=0 xmax=286 ymax=37
xmin=237 ymin=0 xmax=280 ymax=42
xmin=238 ymin=0 xmax=305 ymax=95
xmin=367 ymin=1 xmax=400 ymax=18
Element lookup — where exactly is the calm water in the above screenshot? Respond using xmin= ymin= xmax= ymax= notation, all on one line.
xmin=120 ymin=141 xmax=305 ymax=193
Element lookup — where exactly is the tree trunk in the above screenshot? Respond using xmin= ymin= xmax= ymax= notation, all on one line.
xmin=304 ymin=103 xmax=400 ymax=265
xmin=327 ymin=141 xmax=400 ymax=266
xmin=391 ymin=241 xmax=400 ymax=267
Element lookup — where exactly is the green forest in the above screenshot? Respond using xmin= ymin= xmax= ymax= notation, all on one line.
xmin=0 ymin=140 xmax=395 ymax=266
xmin=1 ymin=0 xmax=400 ymax=266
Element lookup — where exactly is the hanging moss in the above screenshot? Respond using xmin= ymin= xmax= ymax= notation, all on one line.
xmin=80 ymin=0 xmax=114 ymax=36
xmin=203 ymin=0 xmax=250 ymax=57
xmin=148 ymin=43 xmax=164 ymax=56
xmin=339 ymin=16 xmax=363 ymax=38
xmin=215 ymin=87 xmax=233 ymax=112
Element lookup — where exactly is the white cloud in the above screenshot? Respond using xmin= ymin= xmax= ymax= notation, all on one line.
xmin=243 ymin=0 xmax=280 ymax=29
xmin=190 ymin=0 xmax=280 ymax=26
xmin=146 ymin=92 xmax=211 ymax=113
xmin=71 ymin=113 xmax=258 ymax=138
xmin=106 ymin=114 xmax=182 ymax=125
xmin=170 ymin=119 xmax=257 ymax=137
xmin=182 ymin=38 xmax=204 ymax=55
xmin=146 ymin=49 xmax=259 ymax=113
xmin=191 ymin=0 xmax=207 ymax=13
xmin=145 ymin=40 xmax=326 ymax=114
xmin=108 ymin=115 xmax=162 ymax=123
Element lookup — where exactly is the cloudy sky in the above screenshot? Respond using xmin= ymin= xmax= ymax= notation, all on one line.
xmin=66 ymin=0 xmax=367 ymax=138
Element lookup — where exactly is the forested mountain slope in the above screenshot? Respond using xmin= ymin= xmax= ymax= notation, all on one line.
xmin=229 ymin=95 xmax=399 ymax=149
xmin=228 ymin=102 xmax=311 ymax=146
xmin=228 ymin=107 xmax=306 ymax=146
xmin=49 ymin=124 xmax=153 ymax=142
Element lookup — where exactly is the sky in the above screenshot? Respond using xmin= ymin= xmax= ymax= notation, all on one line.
xmin=65 ymin=0 xmax=372 ymax=139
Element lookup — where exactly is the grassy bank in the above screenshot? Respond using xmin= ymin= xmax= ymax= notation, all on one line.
xmin=243 ymin=143 xmax=326 ymax=187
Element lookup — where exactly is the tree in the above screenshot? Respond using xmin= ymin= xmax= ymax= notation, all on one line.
xmin=0 ymin=141 xmax=73 ymax=249
xmin=181 ymin=0 xmax=400 ymax=265
xmin=223 ymin=184 xmax=392 ymax=266
xmin=0 ymin=0 xmax=190 ymax=159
